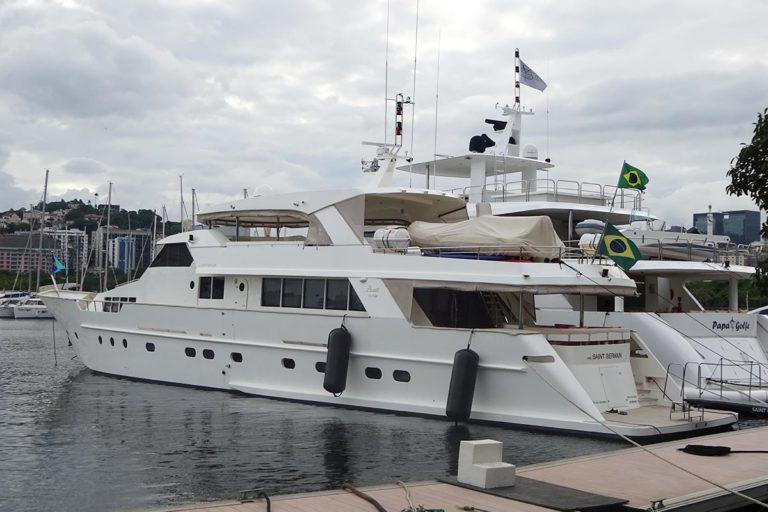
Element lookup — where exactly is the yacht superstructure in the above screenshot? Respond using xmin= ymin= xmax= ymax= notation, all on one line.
xmin=41 ymin=180 xmax=735 ymax=439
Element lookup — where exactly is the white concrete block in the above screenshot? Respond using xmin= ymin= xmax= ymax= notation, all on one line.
xmin=457 ymin=440 xmax=516 ymax=489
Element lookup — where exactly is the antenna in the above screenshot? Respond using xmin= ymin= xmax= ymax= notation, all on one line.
xmin=409 ymin=0 xmax=420 ymax=188
xmin=383 ymin=0 xmax=391 ymax=147
xmin=431 ymin=29 xmax=441 ymax=190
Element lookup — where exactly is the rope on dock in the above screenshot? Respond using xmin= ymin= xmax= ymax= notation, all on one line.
xmin=342 ymin=483 xmax=388 ymax=512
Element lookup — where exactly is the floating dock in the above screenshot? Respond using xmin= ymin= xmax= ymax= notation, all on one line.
xmin=147 ymin=426 xmax=768 ymax=512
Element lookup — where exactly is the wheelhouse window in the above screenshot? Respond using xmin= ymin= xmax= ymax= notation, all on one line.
xmin=198 ymin=276 xmax=225 ymax=300
xmin=150 ymin=243 xmax=193 ymax=267
xmin=349 ymin=286 xmax=365 ymax=312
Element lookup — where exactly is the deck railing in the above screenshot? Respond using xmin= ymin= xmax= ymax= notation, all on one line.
xmin=446 ymin=179 xmax=643 ymax=210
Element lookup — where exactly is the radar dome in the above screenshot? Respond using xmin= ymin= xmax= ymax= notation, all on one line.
xmin=522 ymin=144 xmax=539 ymax=159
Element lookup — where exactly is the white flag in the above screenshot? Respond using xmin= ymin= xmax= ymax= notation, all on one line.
xmin=520 ymin=59 xmax=547 ymax=91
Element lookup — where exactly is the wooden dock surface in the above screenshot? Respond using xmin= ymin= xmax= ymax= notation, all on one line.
xmin=148 ymin=426 xmax=768 ymax=512
xmin=518 ymin=425 xmax=768 ymax=509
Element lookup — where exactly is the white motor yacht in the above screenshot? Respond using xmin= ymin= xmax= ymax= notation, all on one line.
xmin=13 ymin=296 xmax=54 ymax=319
xmin=41 ymin=174 xmax=735 ymax=439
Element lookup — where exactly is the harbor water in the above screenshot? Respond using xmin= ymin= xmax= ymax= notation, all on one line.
xmin=1 ymin=320 xmax=763 ymax=512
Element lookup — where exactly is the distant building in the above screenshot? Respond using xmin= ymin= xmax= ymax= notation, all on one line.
xmin=92 ymin=227 xmax=153 ymax=273
xmin=45 ymin=228 xmax=89 ymax=277
xmin=692 ymin=210 xmax=761 ymax=245
xmin=0 ymin=233 xmax=56 ymax=273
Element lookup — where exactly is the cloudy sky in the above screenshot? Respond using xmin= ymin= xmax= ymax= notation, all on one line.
xmin=0 ymin=0 xmax=766 ymax=226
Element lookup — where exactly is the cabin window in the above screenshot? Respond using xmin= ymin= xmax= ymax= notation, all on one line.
xmin=365 ymin=367 xmax=382 ymax=380
xmin=262 ymin=278 xmax=282 ymax=306
xmin=122 ymin=339 xmax=127 ymax=348
xmin=231 ymin=352 xmax=243 ymax=363
xmin=199 ymin=277 xmax=212 ymax=299
xmin=260 ymin=277 xmax=365 ymax=313
xmin=150 ymin=242 xmax=193 ymax=267
xmin=185 ymin=347 xmax=196 ymax=357
xmin=282 ymin=278 xmax=303 ymax=308
xmin=315 ymin=362 xmax=326 ymax=373
xmin=303 ymin=279 xmax=325 ymax=309
xmin=211 ymin=277 xmax=225 ymax=300
xmin=198 ymin=276 xmax=225 ymax=300
xmin=282 ymin=358 xmax=296 ymax=369
xmin=325 ymin=279 xmax=348 ymax=310
xmin=413 ymin=288 xmax=493 ymax=328
xmin=203 ymin=349 xmax=215 ymax=360
xmin=146 ymin=342 xmax=155 ymax=352
xmin=349 ymin=285 xmax=365 ymax=311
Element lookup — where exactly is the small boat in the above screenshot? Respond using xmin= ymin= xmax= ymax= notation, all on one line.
xmin=13 ymin=297 xmax=54 ymax=319
xmin=0 ymin=292 xmax=30 ymax=318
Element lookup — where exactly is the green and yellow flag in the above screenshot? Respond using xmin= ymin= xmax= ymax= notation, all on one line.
xmin=598 ymin=223 xmax=641 ymax=272
xmin=617 ymin=161 xmax=649 ymax=191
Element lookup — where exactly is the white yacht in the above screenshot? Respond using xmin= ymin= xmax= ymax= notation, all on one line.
xmin=397 ymin=99 xmax=767 ymax=415
xmin=41 ymin=175 xmax=735 ymax=439
xmin=13 ymin=296 xmax=54 ymax=319
xmin=0 ymin=292 xmax=31 ymax=318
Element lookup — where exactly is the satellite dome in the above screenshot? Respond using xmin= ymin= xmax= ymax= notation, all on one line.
xmin=522 ymin=144 xmax=538 ymax=159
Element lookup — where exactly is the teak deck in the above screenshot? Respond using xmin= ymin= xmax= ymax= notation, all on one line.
xmin=147 ymin=426 xmax=768 ymax=512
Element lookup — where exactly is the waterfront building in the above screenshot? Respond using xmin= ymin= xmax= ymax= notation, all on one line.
xmin=92 ymin=227 xmax=152 ymax=272
xmin=693 ymin=209 xmax=761 ymax=245
xmin=0 ymin=233 xmax=56 ymax=273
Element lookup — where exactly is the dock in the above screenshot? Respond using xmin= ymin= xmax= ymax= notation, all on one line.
xmin=146 ymin=426 xmax=768 ymax=512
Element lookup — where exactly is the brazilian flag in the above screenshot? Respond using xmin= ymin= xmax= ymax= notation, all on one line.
xmin=598 ymin=224 xmax=641 ymax=272
xmin=617 ymin=162 xmax=649 ymax=191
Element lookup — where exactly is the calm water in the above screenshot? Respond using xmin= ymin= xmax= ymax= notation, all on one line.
xmin=2 ymin=321 xmax=761 ymax=512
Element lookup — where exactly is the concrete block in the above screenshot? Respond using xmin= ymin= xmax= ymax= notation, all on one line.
xmin=457 ymin=440 xmax=516 ymax=489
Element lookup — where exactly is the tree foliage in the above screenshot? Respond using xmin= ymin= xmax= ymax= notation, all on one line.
xmin=727 ymin=107 xmax=768 ymax=293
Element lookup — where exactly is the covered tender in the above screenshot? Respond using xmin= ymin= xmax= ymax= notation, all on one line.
xmin=407 ymin=215 xmax=565 ymax=259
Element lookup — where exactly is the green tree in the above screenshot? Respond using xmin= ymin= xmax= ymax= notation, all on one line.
xmin=727 ymin=107 xmax=768 ymax=293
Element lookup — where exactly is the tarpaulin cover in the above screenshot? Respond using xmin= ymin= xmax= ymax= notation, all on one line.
xmin=408 ymin=215 xmax=564 ymax=259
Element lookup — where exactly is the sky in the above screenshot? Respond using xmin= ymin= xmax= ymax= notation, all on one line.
xmin=0 ymin=0 xmax=766 ymax=226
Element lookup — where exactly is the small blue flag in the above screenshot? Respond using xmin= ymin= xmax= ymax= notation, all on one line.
xmin=51 ymin=255 xmax=66 ymax=274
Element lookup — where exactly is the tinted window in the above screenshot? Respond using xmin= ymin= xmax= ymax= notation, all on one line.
xmin=303 ymin=279 xmax=325 ymax=309
xmin=349 ymin=284 xmax=366 ymax=311
xmin=198 ymin=277 xmax=212 ymax=299
xmin=282 ymin=278 xmax=303 ymax=308
xmin=325 ymin=279 xmax=348 ymax=310
xmin=150 ymin=243 xmax=193 ymax=267
xmin=212 ymin=277 xmax=225 ymax=300
xmin=262 ymin=278 xmax=281 ymax=306
xmin=365 ymin=367 xmax=382 ymax=379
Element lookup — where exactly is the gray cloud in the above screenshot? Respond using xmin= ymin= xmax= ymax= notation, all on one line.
xmin=0 ymin=0 xmax=764 ymax=230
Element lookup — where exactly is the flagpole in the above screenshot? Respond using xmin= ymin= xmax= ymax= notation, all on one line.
xmin=50 ymin=273 xmax=59 ymax=293
xmin=590 ymin=165 xmax=622 ymax=264
xmin=514 ymin=48 xmax=521 ymax=111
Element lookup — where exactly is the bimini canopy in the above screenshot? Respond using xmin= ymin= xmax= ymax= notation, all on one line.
xmin=197 ymin=187 xmax=469 ymax=228
xmin=408 ymin=215 xmax=565 ymax=259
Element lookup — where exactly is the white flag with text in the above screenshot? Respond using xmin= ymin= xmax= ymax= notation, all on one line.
xmin=520 ymin=59 xmax=547 ymax=91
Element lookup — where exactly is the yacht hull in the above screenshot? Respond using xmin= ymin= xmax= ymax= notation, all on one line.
xmin=43 ymin=293 xmax=736 ymax=440
xmin=13 ymin=306 xmax=53 ymax=319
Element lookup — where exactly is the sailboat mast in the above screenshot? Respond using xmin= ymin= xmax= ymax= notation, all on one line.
xmin=35 ymin=169 xmax=49 ymax=292
xmin=104 ymin=181 xmax=112 ymax=292
xmin=179 ymin=175 xmax=184 ymax=232
xmin=191 ymin=188 xmax=196 ymax=230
